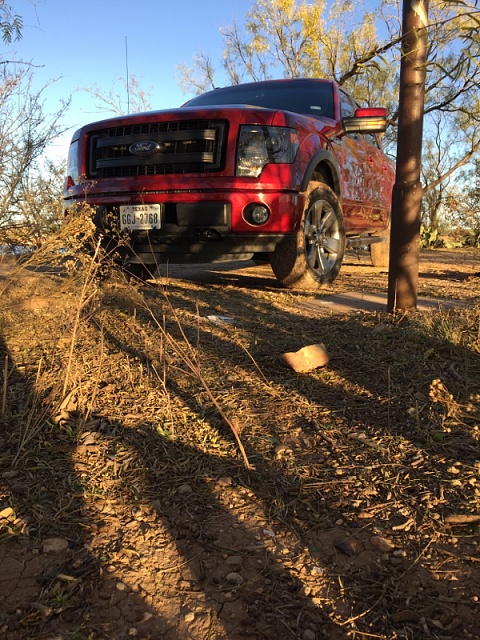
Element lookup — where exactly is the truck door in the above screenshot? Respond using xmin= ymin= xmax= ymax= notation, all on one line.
xmin=330 ymin=90 xmax=370 ymax=231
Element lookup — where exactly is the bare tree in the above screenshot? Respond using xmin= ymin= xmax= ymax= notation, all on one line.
xmin=79 ymin=74 xmax=153 ymax=116
xmin=0 ymin=63 xmax=69 ymax=242
xmin=8 ymin=158 xmax=66 ymax=249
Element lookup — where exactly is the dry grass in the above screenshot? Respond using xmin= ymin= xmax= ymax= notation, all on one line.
xmin=0 ymin=236 xmax=479 ymax=640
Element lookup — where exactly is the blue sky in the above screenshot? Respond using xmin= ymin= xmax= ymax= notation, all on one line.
xmin=5 ymin=0 xmax=254 ymax=160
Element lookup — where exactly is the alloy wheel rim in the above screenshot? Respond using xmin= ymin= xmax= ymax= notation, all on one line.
xmin=304 ymin=199 xmax=342 ymax=276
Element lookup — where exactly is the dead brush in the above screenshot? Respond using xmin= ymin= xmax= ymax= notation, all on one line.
xmin=0 ymin=215 xmax=111 ymax=462
xmin=144 ymin=295 xmax=255 ymax=469
xmin=88 ymin=277 xmax=256 ymax=469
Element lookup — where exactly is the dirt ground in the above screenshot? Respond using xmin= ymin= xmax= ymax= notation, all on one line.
xmin=0 ymin=247 xmax=479 ymax=640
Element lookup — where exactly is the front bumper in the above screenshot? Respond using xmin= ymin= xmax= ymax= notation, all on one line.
xmin=64 ymin=190 xmax=302 ymax=264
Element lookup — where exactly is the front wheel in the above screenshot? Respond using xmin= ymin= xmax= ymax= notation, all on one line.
xmin=122 ymin=263 xmax=154 ymax=282
xmin=269 ymin=183 xmax=346 ymax=288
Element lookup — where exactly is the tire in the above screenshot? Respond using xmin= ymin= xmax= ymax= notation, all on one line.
xmin=269 ymin=183 xmax=346 ymax=288
xmin=370 ymin=220 xmax=390 ymax=268
xmin=122 ymin=263 xmax=153 ymax=282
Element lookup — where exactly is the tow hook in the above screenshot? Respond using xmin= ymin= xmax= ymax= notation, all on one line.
xmin=195 ymin=228 xmax=222 ymax=241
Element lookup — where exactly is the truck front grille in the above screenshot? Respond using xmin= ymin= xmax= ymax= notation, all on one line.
xmin=88 ymin=119 xmax=227 ymax=177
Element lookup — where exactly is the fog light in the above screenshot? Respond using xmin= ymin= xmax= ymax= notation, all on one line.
xmin=249 ymin=204 xmax=270 ymax=225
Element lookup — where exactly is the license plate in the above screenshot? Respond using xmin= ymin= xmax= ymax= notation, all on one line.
xmin=119 ymin=204 xmax=162 ymax=230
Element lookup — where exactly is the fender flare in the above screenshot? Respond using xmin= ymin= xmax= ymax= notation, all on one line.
xmin=301 ymin=150 xmax=342 ymax=195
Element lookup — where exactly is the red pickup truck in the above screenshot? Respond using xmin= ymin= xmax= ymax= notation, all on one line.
xmin=64 ymin=78 xmax=394 ymax=287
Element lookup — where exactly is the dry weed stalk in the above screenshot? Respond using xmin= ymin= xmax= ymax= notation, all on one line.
xmin=139 ymin=291 xmax=254 ymax=470
xmin=2 ymin=354 xmax=8 ymax=417
xmin=12 ymin=359 xmax=53 ymax=467
xmin=62 ymin=238 xmax=102 ymax=397
xmin=82 ymin=319 xmax=105 ymax=428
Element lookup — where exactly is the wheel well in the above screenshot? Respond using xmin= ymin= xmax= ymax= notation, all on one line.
xmin=311 ymin=163 xmax=338 ymax=195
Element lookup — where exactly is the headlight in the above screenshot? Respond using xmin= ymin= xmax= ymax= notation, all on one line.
xmin=236 ymin=126 xmax=299 ymax=177
xmin=65 ymin=139 xmax=80 ymax=190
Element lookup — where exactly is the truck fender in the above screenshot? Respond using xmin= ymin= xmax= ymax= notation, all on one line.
xmin=300 ymin=150 xmax=341 ymax=195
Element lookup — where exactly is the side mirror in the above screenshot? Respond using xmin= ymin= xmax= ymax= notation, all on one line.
xmin=342 ymin=107 xmax=388 ymax=134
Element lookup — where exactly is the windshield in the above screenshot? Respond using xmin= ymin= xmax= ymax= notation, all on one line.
xmin=184 ymin=80 xmax=334 ymax=119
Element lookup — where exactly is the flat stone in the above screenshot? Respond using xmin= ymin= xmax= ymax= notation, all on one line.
xmin=42 ymin=537 xmax=69 ymax=554
xmin=280 ymin=343 xmax=329 ymax=372
xmin=225 ymin=555 xmax=243 ymax=568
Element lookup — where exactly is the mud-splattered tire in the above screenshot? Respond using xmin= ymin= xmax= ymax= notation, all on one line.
xmin=269 ymin=183 xmax=346 ymax=288
xmin=122 ymin=263 xmax=153 ymax=282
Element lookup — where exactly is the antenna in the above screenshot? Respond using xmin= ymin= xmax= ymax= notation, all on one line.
xmin=125 ymin=35 xmax=130 ymax=114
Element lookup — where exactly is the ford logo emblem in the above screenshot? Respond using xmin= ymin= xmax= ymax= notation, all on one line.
xmin=129 ymin=141 xmax=162 ymax=156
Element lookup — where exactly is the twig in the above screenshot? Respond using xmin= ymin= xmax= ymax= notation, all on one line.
xmin=2 ymin=355 xmax=8 ymax=417
xmin=445 ymin=514 xmax=480 ymax=524
xmin=82 ymin=321 xmax=105 ymax=427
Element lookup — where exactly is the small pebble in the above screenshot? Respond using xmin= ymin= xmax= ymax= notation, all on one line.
xmin=390 ymin=557 xmax=403 ymax=566
xmin=178 ymin=484 xmax=193 ymax=495
xmin=225 ymin=556 xmax=243 ymax=568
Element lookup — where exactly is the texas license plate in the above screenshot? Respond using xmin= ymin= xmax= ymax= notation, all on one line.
xmin=119 ymin=204 xmax=162 ymax=230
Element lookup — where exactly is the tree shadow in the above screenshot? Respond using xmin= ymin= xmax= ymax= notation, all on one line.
xmin=93 ymin=271 xmax=480 ymax=634
xmin=1 ymin=262 xmax=479 ymax=640
xmin=0 ymin=303 xmax=351 ymax=639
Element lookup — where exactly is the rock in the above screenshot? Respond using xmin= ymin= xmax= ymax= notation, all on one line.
xmin=390 ymin=557 xmax=403 ymax=566
xmin=279 ymin=343 xmax=329 ymax=372
xmin=335 ymin=538 xmax=362 ymax=556
xmin=225 ymin=555 xmax=243 ymax=568
xmin=371 ymin=536 xmax=395 ymax=552
xmin=178 ymin=484 xmax=193 ymax=495
xmin=304 ymin=631 xmax=316 ymax=640
xmin=139 ymin=612 xmax=153 ymax=623
xmin=226 ymin=572 xmax=245 ymax=586
xmin=42 ymin=537 xmax=69 ymax=554
xmin=184 ymin=611 xmax=195 ymax=622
